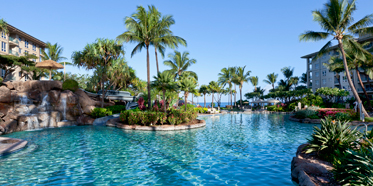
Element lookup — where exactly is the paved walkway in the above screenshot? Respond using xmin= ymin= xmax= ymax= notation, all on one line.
xmin=0 ymin=137 xmax=28 ymax=155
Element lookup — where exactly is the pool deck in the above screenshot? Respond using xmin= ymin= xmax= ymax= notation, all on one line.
xmin=0 ymin=137 xmax=28 ymax=156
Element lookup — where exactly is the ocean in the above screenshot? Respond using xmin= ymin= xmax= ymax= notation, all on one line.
xmin=195 ymin=102 xmax=232 ymax=107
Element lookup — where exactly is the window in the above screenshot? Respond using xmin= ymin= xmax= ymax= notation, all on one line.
xmin=322 ymin=70 xmax=326 ymax=76
xmin=322 ymin=79 xmax=326 ymax=85
xmin=315 ymin=72 xmax=319 ymax=77
xmin=19 ymin=48 xmax=21 ymax=54
xmin=315 ymin=80 xmax=319 ymax=85
xmin=1 ymin=42 xmax=5 ymax=52
xmin=25 ymin=74 xmax=28 ymax=81
xmin=18 ymin=72 xmax=22 ymax=77
xmin=343 ymin=76 xmax=347 ymax=82
xmin=1 ymin=69 xmax=5 ymax=78
xmin=329 ymin=78 xmax=332 ymax=82
xmin=1 ymin=32 xmax=6 ymax=39
xmin=39 ymin=57 xmax=41 ymax=62
xmin=25 ymin=40 xmax=29 ymax=48
xmin=315 ymin=63 xmax=319 ymax=69
xmin=32 ymin=44 xmax=36 ymax=51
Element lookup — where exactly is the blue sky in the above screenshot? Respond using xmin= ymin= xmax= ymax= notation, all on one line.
xmin=2 ymin=0 xmax=373 ymax=102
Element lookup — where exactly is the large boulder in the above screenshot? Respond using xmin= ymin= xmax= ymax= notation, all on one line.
xmin=12 ymin=80 xmax=62 ymax=93
xmin=77 ymin=115 xmax=95 ymax=125
xmin=0 ymin=119 xmax=18 ymax=135
xmin=48 ymin=90 xmax=61 ymax=105
xmin=55 ymin=90 xmax=82 ymax=120
xmin=75 ymin=89 xmax=100 ymax=115
xmin=0 ymin=86 xmax=12 ymax=103
xmin=3 ymin=81 xmax=14 ymax=90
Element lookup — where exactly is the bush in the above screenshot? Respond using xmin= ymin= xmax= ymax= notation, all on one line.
xmin=333 ymin=144 xmax=373 ymax=185
xmin=62 ymin=79 xmax=79 ymax=92
xmin=106 ymin=105 xmax=126 ymax=114
xmin=180 ymin=104 xmax=195 ymax=111
xmin=128 ymin=112 xmax=140 ymax=125
xmin=304 ymin=118 xmax=360 ymax=162
xmin=194 ymin=107 xmax=208 ymax=113
xmin=90 ymin=107 xmax=112 ymax=118
xmin=366 ymin=117 xmax=373 ymax=122
xmin=294 ymin=109 xmax=317 ymax=119
xmin=318 ymin=108 xmax=355 ymax=119
xmin=0 ymin=77 xmax=3 ymax=84
xmin=334 ymin=112 xmax=352 ymax=122
xmin=158 ymin=112 xmax=167 ymax=125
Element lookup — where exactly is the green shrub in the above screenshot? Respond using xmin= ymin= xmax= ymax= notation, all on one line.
xmin=294 ymin=109 xmax=317 ymax=119
xmin=158 ymin=112 xmax=167 ymax=125
xmin=147 ymin=112 xmax=159 ymax=125
xmin=335 ymin=112 xmax=351 ymax=122
xmin=62 ymin=79 xmax=79 ymax=92
xmin=194 ymin=107 xmax=207 ymax=113
xmin=168 ymin=114 xmax=176 ymax=125
xmin=304 ymin=118 xmax=360 ymax=162
xmin=90 ymin=107 xmax=112 ymax=118
xmin=106 ymin=105 xmax=126 ymax=114
xmin=333 ymin=144 xmax=373 ymax=185
xmin=366 ymin=117 xmax=373 ymax=122
xmin=128 ymin=112 xmax=140 ymax=125
xmin=180 ymin=104 xmax=195 ymax=111
xmin=119 ymin=110 xmax=130 ymax=123
xmin=308 ymin=115 xmax=320 ymax=119
xmin=0 ymin=77 xmax=3 ymax=84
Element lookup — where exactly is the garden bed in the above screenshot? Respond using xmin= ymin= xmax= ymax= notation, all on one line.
xmin=106 ymin=118 xmax=206 ymax=131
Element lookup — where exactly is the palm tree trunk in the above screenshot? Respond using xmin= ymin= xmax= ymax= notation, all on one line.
xmin=163 ymin=89 xmax=166 ymax=113
xmin=230 ymin=89 xmax=233 ymax=106
xmin=192 ymin=93 xmax=194 ymax=106
xmin=100 ymin=79 xmax=104 ymax=108
xmin=240 ymin=86 xmax=243 ymax=109
xmin=212 ymin=93 xmax=214 ymax=108
xmin=185 ymin=93 xmax=188 ymax=111
xmin=234 ymin=84 xmax=237 ymax=107
xmin=356 ymin=68 xmax=372 ymax=110
xmin=155 ymin=47 xmax=159 ymax=73
xmin=338 ymin=39 xmax=369 ymax=117
xmin=146 ymin=45 xmax=151 ymax=110
xmin=272 ymin=84 xmax=274 ymax=90
xmin=204 ymin=94 xmax=206 ymax=107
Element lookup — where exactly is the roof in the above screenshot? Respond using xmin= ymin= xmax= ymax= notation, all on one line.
xmin=300 ymin=35 xmax=373 ymax=59
xmin=6 ymin=23 xmax=46 ymax=48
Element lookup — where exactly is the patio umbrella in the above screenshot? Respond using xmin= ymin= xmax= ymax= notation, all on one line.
xmin=243 ymin=101 xmax=249 ymax=104
xmin=35 ymin=60 xmax=64 ymax=80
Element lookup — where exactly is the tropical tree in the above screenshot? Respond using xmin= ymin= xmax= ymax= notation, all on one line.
xmin=281 ymin=67 xmax=294 ymax=82
xmin=152 ymin=71 xmax=177 ymax=112
xmin=179 ymin=76 xmax=197 ymax=111
xmin=72 ymin=38 xmax=124 ymax=108
xmin=218 ymin=67 xmax=235 ymax=106
xmin=199 ymin=85 xmax=209 ymax=108
xmin=116 ymin=5 xmax=159 ymax=109
xmin=0 ymin=54 xmax=36 ymax=80
xmin=300 ymin=73 xmax=307 ymax=84
xmin=0 ymin=18 xmax=8 ymax=35
xmin=208 ymin=81 xmax=219 ymax=108
xmin=263 ymin=73 xmax=278 ymax=90
xmin=233 ymin=66 xmax=251 ymax=109
xmin=299 ymin=0 xmax=373 ymax=117
xmin=149 ymin=6 xmax=187 ymax=73
xmin=164 ymin=51 xmax=197 ymax=80
xmin=249 ymin=76 xmax=259 ymax=91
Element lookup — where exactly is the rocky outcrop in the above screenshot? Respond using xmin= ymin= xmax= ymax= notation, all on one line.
xmin=12 ymin=80 xmax=62 ymax=93
xmin=291 ymin=144 xmax=336 ymax=186
xmin=0 ymin=86 xmax=12 ymax=103
xmin=75 ymin=89 xmax=100 ymax=114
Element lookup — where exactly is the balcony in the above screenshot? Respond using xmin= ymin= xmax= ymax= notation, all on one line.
xmin=8 ymin=37 xmax=19 ymax=46
xmin=9 ymin=49 xmax=19 ymax=56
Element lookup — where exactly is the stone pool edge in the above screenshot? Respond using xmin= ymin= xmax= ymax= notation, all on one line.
xmin=0 ymin=137 xmax=28 ymax=156
xmin=106 ymin=118 xmax=206 ymax=131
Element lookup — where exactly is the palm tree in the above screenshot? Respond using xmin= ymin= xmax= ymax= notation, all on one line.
xmin=41 ymin=42 xmax=70 ymax=80
xmin=263 ymin=73 xmax=278 ymax=90
xmin=152 ymin=71 xmax=177 ymax=112
xmin=149 ymin=6 xmax=187 ymax=73
xmin=281 ymin=67 xmax=294 ymax=82
xmin=290 ymin=76 xmax=299 ymax=90
xmin=233 ymin=66 xmax=251 ymax=109
xmin=299 ymin=0 xmax=373 ymax=117
xmin=0 ymin=18 xmax=8 ymax=35
xmin=300 ymin=73 xmax=307 ymax=84
xmin=208 ymin=81 xmax=219 ymax=108
xmin=249 ymin=76 xmax=258 ymax=91
xmin=163 ymin=51 xmax=197 ymax=80
xmin=199 ymin=85 xmax=209 ymax=108
xmin=218 ymin=67 xmax=235 ymax=106
xmin=179 ymin=76 xmax=197 ymax=111
xmin=116 ymin=5 xmax=159 ymax=109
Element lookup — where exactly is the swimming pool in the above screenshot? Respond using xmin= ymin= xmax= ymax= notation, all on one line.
xmin=0 ymin=114 xmax=315 ymax=185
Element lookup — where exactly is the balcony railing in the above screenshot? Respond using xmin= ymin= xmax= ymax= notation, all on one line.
xmin=9 ymin=49 xmax=19 ymax=56
xmin=8 ymin=37 xmax=19 ymax=44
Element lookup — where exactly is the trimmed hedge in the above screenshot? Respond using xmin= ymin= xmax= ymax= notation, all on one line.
xmin=62 ymin=79 xmax=79 ymax=92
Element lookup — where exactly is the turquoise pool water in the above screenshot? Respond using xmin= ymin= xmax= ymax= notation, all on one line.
xmin=0 ymin=114 xmax=315 ymax=185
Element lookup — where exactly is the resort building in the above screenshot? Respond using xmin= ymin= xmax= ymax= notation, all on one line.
xmin=0 ymin=23 xmax=46 ymax=81
xmin=301 ymin=34 xmax=373 ymax=95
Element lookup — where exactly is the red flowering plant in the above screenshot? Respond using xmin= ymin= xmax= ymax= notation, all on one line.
xmin=157 ymin=112 xmax=167 ymax=125
xmin=318 ymin=108 xmax=355 ymax=119
xmin=168 ymin=114 xmax=176 ymax=125
xmin=137 ymin=97 xmax=146 ymax=111
xmin=148 ymin=112 xmax=159 ymax=125
xmin=128 ymin=112 xmax=140 ymax=125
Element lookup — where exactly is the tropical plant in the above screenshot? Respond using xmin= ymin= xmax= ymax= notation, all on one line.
xmin=179 ymin=76 xmax=197 ymax=111
xmin=116 ymin=5 xmax=160 ymax=109
xmin=163 ymin=51 xmax=197 ymax=80
xmin=149 ymin=6 xmax=187 ymax=73
xmin=233 ymin=66 xmax=251 ymax=109
xmin=208 ymin=81 xmax=219 ymax=108
xmin=62 ymin=79 xmax=79 ymax=92
xmin=40 ymin=42 xmax=71 ymax=80
xmin=304 ymin=118 xmax=360 ymax=162
xmin=0 ymin=54 xmax=36 ymax=80
xmin=300 ymin=73 xmax=307 ymax=85
xmin=263 ymin=73 xmax=278 ymax=90
xmin=199 ymin=85 xmax=209 ymax=108
xmin=299 ymin=0 xmax=373 ymax=117
xmin=72 ymin=38 xmax=124 ymax=107
xmin=90 ymin=107 xmax=112 ymax=118
xmin=218 ymin=67 xmax=235 ymax=106
xmin=0 ymin=18 xmax=8 ymax=35
xmin=152 ymin=71 xmax=177 ymax=112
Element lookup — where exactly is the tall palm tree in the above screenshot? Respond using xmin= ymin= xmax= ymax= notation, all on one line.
xmin=208 ymin=81 xmax=219 ymax=108
xmin=281 ymin=67 xmax=294 ymax=82
xmin=233 ymin=66 xmax=251 ymax=109
xmin=299 ymin=0 xmax=373 ymax=117
xmin=152 ymin=71 xmax=177 ymax=112
xmin=41 ymin=42 xmax=69 ymax=80
xmin=149 ymin=6 xmax=187 ymax=73
xmin=300 ymin=73 xmax=307 ymax=84
xmin=290 ymin=76 xmax=299 ymax=90
xmin=117 ymin=5 xmax=160 ymax=109
xmin=163 ymin=51 xmax=197 ymax=80
xmin=218 ymin=67 xmax=235 ymax=106
xmin=249 ymin=76 xmax=258 ymax=91
xmin=263 ymin=73 xmax=278 ymax=90
xmin=0 ymin=18 xmax=8 ymax=35
xmin=179 ymin=76 xmax=197 ymax=111
xmin=199 ymin=85 xmax=209 ymax=108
